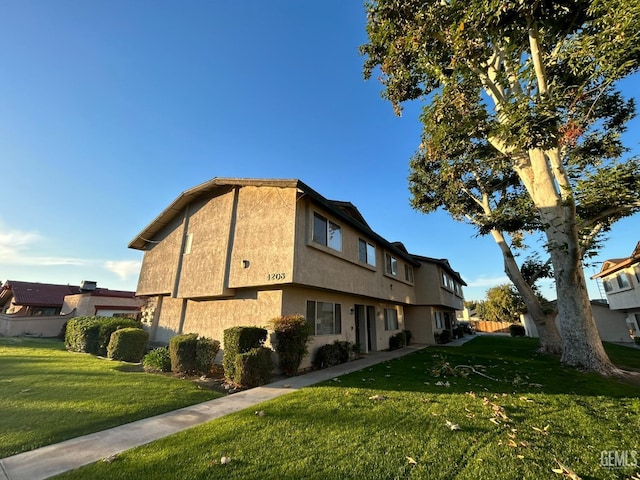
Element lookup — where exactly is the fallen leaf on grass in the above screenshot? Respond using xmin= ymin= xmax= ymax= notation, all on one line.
xmin=519 ymin=396 xmax=535 ymax=403
xmin=445 ymin=420 xmax=461 ymax=431
xmin=102 ymin=454 xmax=118 ymax=463
xmin=254 ymin=410 xmax=265 ymax=416
xmin=532 ymin=425 xmax=550 ymax=435
xmin=406 ymin=456 xmax=418 ymax=465
xmin=552 ymin=459 xmax=581 ymax=479
xmin=369 ymin=395 xmax=386 ymax=401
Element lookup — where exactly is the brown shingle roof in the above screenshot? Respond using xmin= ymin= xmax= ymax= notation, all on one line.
xmin=1 ymin=280 xmax=137 ymax=307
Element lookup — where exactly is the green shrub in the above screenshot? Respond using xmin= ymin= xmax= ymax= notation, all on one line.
xmin=169 ymin=333 xmax=199 ymax=374
xmin=107 ymin=328 xmax=149 ymax=362
xmin=65 ymin=317 xmax=102 ymax=354
xmin=195 ymin=337 xmax=221 ymax=375
xmin=452 ymin=326 xmax=464 ymax=339
xmin=434 ymin=330 xmax=451 ymax=344
xmin=403 ymin=330 xmax=413 ymax=346
xmin=389 ymin=331 xmax=407 ymax=350
xmin=223 ymin=327 xmax=267 ymax=382
xmin=143 ymin=347 xmax=172 ymax=372
xmin=634 ymin=336 xmax=640 ymax=345
xmin=233 ymin=347 xmax=274 ymax=387
xmin=509 ymin=324 xmax=526 ymax=337
xmin=312 ymin=341 xmax=354 ymax=370
xmin=97 ymin=318 xmax=142 ymax=356
xmin=270 ymin=314 xmax=312 ymax=376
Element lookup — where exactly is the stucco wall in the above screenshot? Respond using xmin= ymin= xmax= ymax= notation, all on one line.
xmin=404 ymin=305 xmax=435 ymax=344
xmin=61 ymin=294 xmax=143 ymax=316
xmin=0 ymin=312 xmax=74 ymax=337
xmin=413 ymin=261 xmax=464 ymax=309
xmin=292 ymin=196 xmax=415 ymax=304
xmin=604 ymin=267 xmax=640 ymax=310
xmin=136 ymin=214 xmax=185 ymax=296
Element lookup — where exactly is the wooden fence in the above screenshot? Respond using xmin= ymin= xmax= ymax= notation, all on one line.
xmin=469 ymin=320 xmax=512 ymax=334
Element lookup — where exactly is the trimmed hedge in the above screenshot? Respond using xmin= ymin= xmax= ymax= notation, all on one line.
xmin=143 ymin=347 xmax=172 ymax=373
xmin=169 ymin=333 xmax=199 ymax=374
xmin=509 ymin=324 xmax=526 ymax=337
xmin=270 ymin=314 xmax=312 ymax=376
xmin=389 ymin=331 xmax=407 ymax=350
xmin=65 ymin=316 xmax=141 ymax=355
xmin=312 ymin=341 xmax=354 ymax=370
xmin=195 ymin=337 xmax=221 ymax=375
xmin=223 ymin=327 xmax=267 ymax=382
xmin=404 ymin=330 xmax=413 ymax=346
xmin=233 ymin=347 xmax=274 ymax=387
xmin=107 ymin=328 xmax=149 ymax=362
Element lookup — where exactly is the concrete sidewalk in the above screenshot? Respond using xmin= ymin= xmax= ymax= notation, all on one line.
xmin=1 ymin=343 xmax=450 ymax=480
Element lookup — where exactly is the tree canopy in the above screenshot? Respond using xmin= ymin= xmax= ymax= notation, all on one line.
xmin=362 ymin=0 xmax=640 ymax=373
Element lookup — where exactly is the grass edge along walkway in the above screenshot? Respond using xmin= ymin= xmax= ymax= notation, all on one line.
xmin=0 ymin=343 xmax=431 ymax=480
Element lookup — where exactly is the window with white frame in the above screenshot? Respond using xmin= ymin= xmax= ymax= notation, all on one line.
xmin=312 ymin=213 xmax=341 ymax=251
xmin=616 ymin=273 xmax=630 ymax=289
xmin=385 ymin=253 xmax=398 ymax=276
xmin=404 ymin=264 xmax=414 ymax=283
xmin=306 ymin=300 xmax=342 ymax=335
xmin=434 ymin=311 xmax=444 ymax=329
xmin=384 ymin=308 xmax=399 ymax=330
xmin=358 ymin=239 xmax=376 ymax=266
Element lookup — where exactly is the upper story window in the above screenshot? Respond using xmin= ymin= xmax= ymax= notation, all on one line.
xmin=603 ymin=279 xmax=613 ymax=292
xmin=358 ymin=239 xmax=376 ymax=267
xmin=306 ymin=300 xmax=342 ymax=336
xmin=442 ymin=272 xmax=455 ymax=291
xmin=313 ymin=213 xmax=341 ymax=251
xmin=385 ymin=253 xmax=398 ymax=276
xmin=616 ymin=273 xmax=630 ymax=289
xmin=404 ymin=264 xmax=414 ymax=283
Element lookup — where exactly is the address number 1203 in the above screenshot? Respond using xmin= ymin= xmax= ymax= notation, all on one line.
xmin=267 ymin=273 xmax=286 ymax=281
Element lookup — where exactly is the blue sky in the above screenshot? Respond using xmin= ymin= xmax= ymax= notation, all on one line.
xmin=0 ymin=1 xmax=638 ymax=301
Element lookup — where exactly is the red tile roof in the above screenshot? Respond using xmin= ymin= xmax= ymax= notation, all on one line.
xmin=1 ymin=280 xmax=137 ymax=307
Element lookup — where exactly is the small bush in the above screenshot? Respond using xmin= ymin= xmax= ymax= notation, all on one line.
xmin=233 ymin=347 xmax=274 ymax=387
xmin=270 ymin=314 xmax=312 ymax=376
xmin=634 ymin=336 xmax=640 ymax=345
xmin=223 ymin=327 xmax=267 ymax=382
xmin=452 ymin=326 xmax=464 ymax=339
xmin=143 ymin=347 xmax=172 ymax=373
xmin=65 ymin=317 xmax=101 ymax=354
xmin=403 ymin=330 xmax=412 ymax=346
xmin=97 ymin=318 xmax=142 ymax=356
xmin=509 ymin=324 xmax=526 ymax=337
xmin=107 ymin=328 xmax=149 ymax=363
xmin=195 ymin=337 xmax=221 ymax=375
xmin=434 ymin=330 xmax=451 ymax=344
xmin=312 ymin=341 xmax=355 ymax=369
xmin=389 ymin=331 xmax=407 ymax=350
xmin=170 ymin=333 xmax=199 ymax=374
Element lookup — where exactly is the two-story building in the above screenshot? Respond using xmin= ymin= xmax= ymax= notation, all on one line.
xmin=129 ymin=178 xmax=465 ymax=367
xmin=591 ymin=241 xmax=640 ymax=338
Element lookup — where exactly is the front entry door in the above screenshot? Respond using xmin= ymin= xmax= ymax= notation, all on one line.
xmin=355 ymin=305 xmax=377 ymax=353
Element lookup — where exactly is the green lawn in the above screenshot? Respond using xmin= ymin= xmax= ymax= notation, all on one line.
xmin=54 ymin=336 xmax=640 ymax=480
xmin=0 ymin=337 xmax=220 ymax=458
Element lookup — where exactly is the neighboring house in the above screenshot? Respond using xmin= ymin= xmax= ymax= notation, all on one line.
xmin=591 ymin=241 xmax=640 ymax=339
xmin=128 ymin=178 xmax=466 ymax=368
xmin=522 ymin=300 xmax=632 ymax=343
xmin=0 ymin=280 xmax=144 ymax=337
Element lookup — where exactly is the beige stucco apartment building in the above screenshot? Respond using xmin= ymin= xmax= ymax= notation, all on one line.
xmin=129 ymin=178 xmax=465 ymax=367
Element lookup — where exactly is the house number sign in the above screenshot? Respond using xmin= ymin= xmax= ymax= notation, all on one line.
xmin=267 ymin=272 xmax=286 ymax=281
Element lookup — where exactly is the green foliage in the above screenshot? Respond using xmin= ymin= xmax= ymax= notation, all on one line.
xmin=195 ymin=337 xmax=221 ymax=375
xmin=64 ymin=316 xmax=141 ymax=356
xmin=434 ymin=330 xmax=451 ymax=344
xmin=389 ymin=331 xmax=407 ymax=350
xmin=107 ymin=328 xmax=149 ymax=363
xmin=509 ymin=324 xmax=527 ymax=337
xmin=222 ymin=327 xmax=267 ymax=382
xmin=634 ymin=337 xmax=640 ymax=345
xmin=312 ymin=341 xmax=355 ymax=369
xmin=270 ymin=314 xmax=313 ymax=376
xmin=476 ymin=285 xmax=525 ymax=323
xmin=233 ymin=347 xmax=274 ymax=388
xmin=169 ymin=333 xmax=199 ymax=374
xmin=143 ymin=347 xmax=172 ymax=373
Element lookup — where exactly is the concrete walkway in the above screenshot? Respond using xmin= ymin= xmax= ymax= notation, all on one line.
xmin=0 ymin=340 xmax=482 ymax=480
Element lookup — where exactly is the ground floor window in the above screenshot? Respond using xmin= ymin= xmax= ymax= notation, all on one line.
xmin=384 ymin=308 xmax=398 ymax=330
xmin=306 ymin=300 xmax=342 ymax=335
xmin=434 ymin=311 xmax=444 ymax=329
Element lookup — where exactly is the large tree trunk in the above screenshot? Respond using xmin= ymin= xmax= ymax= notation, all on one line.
xmin=518 ymin=149 xmax=616 ymax=374
xmin=491 ymin=229 xmax=562 ymax=355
